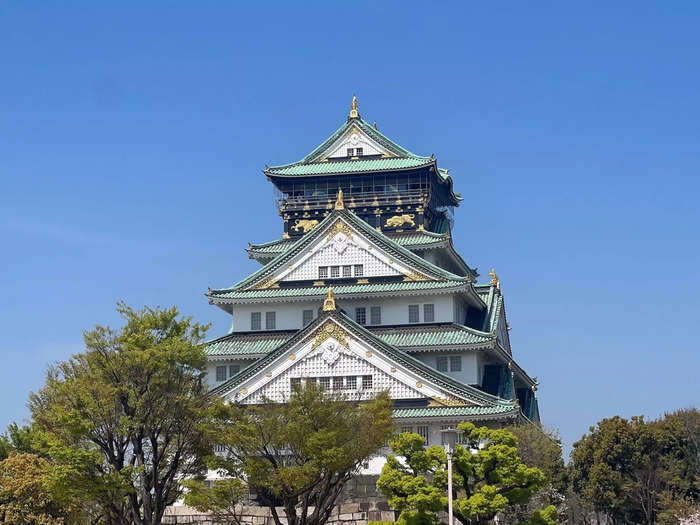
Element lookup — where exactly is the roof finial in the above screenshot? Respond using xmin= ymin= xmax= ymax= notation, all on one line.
xmin=323 ymin=287 xmax=337 ymax=311
xmin=334 ymin=189 xmax=345 ymax=210
xmin=349 ymin=94 xmax=359 ymax=119
xmin=488 ymin=268 xmax=500 ymax=289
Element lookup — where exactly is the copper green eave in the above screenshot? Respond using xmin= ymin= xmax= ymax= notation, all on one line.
xmin=209 ymin=308 xmax=514 ymax=409
xmin=207 ymin=207 xmax=480 ymax=303
xmin=205 ymin=322 xmax=537 ymax=388
xmin=263 ymin=115 xmax=461 ymax=204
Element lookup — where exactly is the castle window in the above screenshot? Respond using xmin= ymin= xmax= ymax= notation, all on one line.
xmin=401 ymin=426 xmax=413 ymax=434
xmin=302 ymin=309 xmax=314 ymax=326
xmin=347 ymin=148 xmax=354 ymax=157
xmin=330 ymin=266 xmax=340 ymax=278
xmin=318 ymin=377 xmax=331 ymax=390
xmin=251 ymin=312 xmax=261 ymax=331
xmin=362 ymin=375 xmax=373 ymax=389
xmin=333 ymin=377 xmax=343 ymax=390
xmin=216 ymin=366 xmax=226 ymax=382
xmin=318 ymin=266 xmax=328 ymax=279
xmin=355 ymin=307 xmax=366 ymax=325
xmin=450 ymin=356 xmax=462 ymax=372
xmin=356 ymin=147 xmax=363 ymax=156
xmin=417 ymin=425 xmax=430 ymax=445
xmin=342 ymin=265 xmax=352 ymax=277
xmin=345 ymin=376 xmax=357 ymax=390
xmin=423 ymin=304 xmax=435 ymax=322
xmin=353 ymin=264 xmax=364 ymax=277
xmin=290 ymin=377 xmax=302 ymax=390
xmin=229 ymin=364 xmax=240 ymax=377
xmin=370 ymin=306 xmax=381 ymax=325
xmin=409 ymin=304 xmax=420 ymax=323
xmin=265 ymin=311 xmax=276 ymax=330
xmin=437 ymin=356 xmax=448 ymax=372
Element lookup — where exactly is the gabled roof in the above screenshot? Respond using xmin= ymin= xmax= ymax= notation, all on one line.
xmin=210 ymin=307 xmax=512 ymax=408
xmin=263 ymin=112 xmax=461 ymax=204
xmin=206 ymin=323 xmax=494 ymax=359
xmin=208 ymin=207 xmax=480 ymax=303
xmin=247 ymin=230 xmax=452 ymax=261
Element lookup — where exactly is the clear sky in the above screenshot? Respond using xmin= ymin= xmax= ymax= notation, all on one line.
xmin=1 ymin=2 xmax=698 ymax=456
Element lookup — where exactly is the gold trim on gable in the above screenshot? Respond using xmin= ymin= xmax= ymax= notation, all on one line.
xmin=311 ymin=321 xmax=350 ymax=350
xmin=326 ymin=220 xmax=354 ymax=240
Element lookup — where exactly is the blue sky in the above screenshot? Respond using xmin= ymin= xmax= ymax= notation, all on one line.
xmin=1 ymin=2 xmax=698 ymax=455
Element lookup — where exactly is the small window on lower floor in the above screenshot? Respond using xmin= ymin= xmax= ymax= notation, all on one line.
xmin=370 ymin=306 xmax=381 ymax=325
xmin=401 ymin=426 xmax=413 ymax=434
xmin=265 ymin=311 xmax=276 ymax=330
xmin=332 ymin=376 xmax=343 ymax=390
xmin=251 ymin=312 xmax=261 ymax=331
xmin=342 ymin=265 xmax=352 ymax=277
xmin=423 ymin=303 xmax=435 ymax=322
xmin=318 ymin=377 xmax=331 ymax=390
xmin=417 ymin=425 xmax=430 ymax=445
xmin=409 ymin=304 xmax=420 ymax=323
xmin=353 ymin=264 xmax=364 ymax=277
xmin=450 ymin=356 xmax=462 ymax=372
xmin=290 ymin=377 xmax=302 ymax=390
xmin=362 ymin=375 xmax=372 ymax=389
xmin=345 ymin=376 xmax=357 ymax=390
xmin=355 ymin=307 xmax=366 ymax=325
xmin=319 ymin=266 xmax=328 ymax=279
xmin=229 ymin=364 xmax=240 ymax=377
xmin=216 ymin=366 xmax=226 ymax=382
xmin=437 ymin=356 xmax=448 ymax=372
xmin=330 ymin=266 xmax=340 ymax=278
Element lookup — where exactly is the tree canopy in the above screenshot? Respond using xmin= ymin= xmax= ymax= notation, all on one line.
xmin=29 ymin=302 xmax=212 ymax=525
xmin=376 ymin=422 xmax=556 ymax=525
xmin=569 ymin=408 xmax=700 ymax=525
xmin=184 ymin=382 xmax=394 ymax=525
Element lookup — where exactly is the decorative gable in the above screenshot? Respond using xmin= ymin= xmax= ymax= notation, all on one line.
xmin=220 ymin=317 xmax=475 ymax=407
xmin=263 ymin=217 xmax=431 ymax=285
xmin=318 ymin=125 xmax=393 ymax=161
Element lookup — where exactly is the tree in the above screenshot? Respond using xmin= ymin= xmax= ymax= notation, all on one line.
xmin=29 ymin=302 xmax=212 ymax=525
xmin=0 ymin=452 xmax=73 ymax=524
xmin=376 ymin=422 xmax=556 ymax=525
xmin=569 ymin=409 xmax=700 ymax=525
xmin=184 ymin=382 xmax=394 ymax=525
xmin=0 ymin=423 xmax=40 ymax=461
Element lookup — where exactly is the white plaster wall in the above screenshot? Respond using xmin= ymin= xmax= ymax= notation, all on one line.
xmin=413 ymin=351 xmax=482 ymax=386
xmin=230 ymin=294 xmax=457 ymax=332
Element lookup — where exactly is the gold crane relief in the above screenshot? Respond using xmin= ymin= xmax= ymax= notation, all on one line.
xmin=384 ymin=214 xmax=415 ymax=228
xmin=292 ymin=219 xmax=319 ymax=233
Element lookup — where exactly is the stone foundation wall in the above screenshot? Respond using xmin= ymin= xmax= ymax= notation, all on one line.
xmin=163 ymin=501 xmax=396 ymax=525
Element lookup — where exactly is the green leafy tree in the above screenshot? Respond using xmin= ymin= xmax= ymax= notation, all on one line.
xmin=0 ymin=452 xmax=74 ymax=525
xmin=184 ymin=382 xmax=394 ymax=525
xmin=29 ymin=302 xmax=212 ymax=525
xmin=569 ymin=409 xmax=700 ymax=525
xmin=0 ymin=423 xmax=41 ymax=461
xmin=377 ymin=422 xmax=555 ymax=525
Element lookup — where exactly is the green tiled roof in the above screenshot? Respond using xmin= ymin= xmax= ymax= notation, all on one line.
xmin=263 ymin=115 xmax=460 ymax=203
xmin=266 ymin=157 xmax=433 ymax=177
xmin=209 ymin=280 xmax=469 ymax=301
xmin=205 ymin=324 xmax=493 ymax=357
xmin=248 ymin=230 xmax=449 ymax=261
xmin=206 ymin=332 xmax=293 ymax=356
xmin=393 ymin=404 xmax=518 ymax=419
xmin=373 ymin=324 xmax=493 ymax=348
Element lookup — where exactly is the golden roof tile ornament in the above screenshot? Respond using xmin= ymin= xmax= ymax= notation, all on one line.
xmin=322 ymin=286 xmax=336 ymax=311
xmin=334 ymin=189 xmax=345 ymax=210
xmin=349 ymin=94 xmax=359 ymax=119
xmin=488 ymin=268 xmax=500 ymax=289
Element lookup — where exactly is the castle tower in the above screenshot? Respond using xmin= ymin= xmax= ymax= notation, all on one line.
xmin=204 ymin=97 xmax=540 ymax=448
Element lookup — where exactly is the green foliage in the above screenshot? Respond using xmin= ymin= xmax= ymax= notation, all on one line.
xmin=0 ymin=452 xmax=74 ymax=525
xmin=569 ymin=408 xmax=700 ymax=525
xmin=29 ymin=302 xmax=212 ymax=525
xmin=0 ymin=423 xmax=41 ymax=461
xmin=518 ymin=505 xmax=558 ymax=525
xmin=377 ymin=422 xmax=551 ymax=525
xmin=186 ymin=382 xmax=394 ymax=525
xmin=183 ymin=478 xmax=249 ymax=525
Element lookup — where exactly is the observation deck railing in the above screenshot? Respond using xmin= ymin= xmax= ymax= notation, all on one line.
xmin=278 ymin=189 xmax=426 ymax=213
